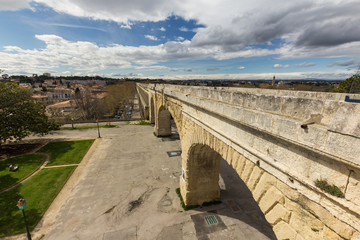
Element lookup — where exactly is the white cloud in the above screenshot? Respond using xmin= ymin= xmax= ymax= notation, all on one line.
xmin=145 ymin=35 xmax=159 ymax=41
xmin=138 ymin=70 xmax=354 ymax=81
xmin=328 ymin=59 xmax=357 ymax=67
xmin=179 ymin=26 xmax=191 ymax=32
xmin=175 ymin=36 xmax=184 ymax=41
xmin=0 ymin=0 xmax=30 ymax=10
xmin=120 ymin=23 xmax=132 ymax=29
xmin=159 ymin=27 xmax=166 ymax=31
xmin=5 ymin=0 xmax=360 ymax=61
xmin=273 ymin=64 xmax=290 ymax=69
xmin=238 ymin=66 xmax=245 ymax=70
xmin=296 ymin=62 xmax=316 ymax=67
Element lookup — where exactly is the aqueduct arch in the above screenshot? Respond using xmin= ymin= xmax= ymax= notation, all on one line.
xmin=137 ymin=83 xmax=360 ymax=240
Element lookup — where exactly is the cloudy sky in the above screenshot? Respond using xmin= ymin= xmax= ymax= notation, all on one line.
xmin=0 ymin=0 xmax=359 ymax=80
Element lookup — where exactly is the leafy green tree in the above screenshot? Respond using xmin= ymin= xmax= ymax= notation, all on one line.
xmin=0 ymin=82 xmax=58 ymax=146
xmin=334 ymin=74 xmax=360 ymax=93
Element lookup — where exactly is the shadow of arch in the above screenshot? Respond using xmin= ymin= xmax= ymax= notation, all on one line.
xmin=182 ymin=143 xmax=277 ymax=239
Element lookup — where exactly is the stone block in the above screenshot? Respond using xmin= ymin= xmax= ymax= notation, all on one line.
xmin=265 ymin=203 xmax=291 ymax=225
xmin=252 ymin=172 xmax=277 ymax=202
xmin=295 ymin=233 xmax=305 ymax=240
xmin=296 ymin=194 xmax=356 ymax=240
xmin=258 ymin=186 xmax=284 ymax=214
xmin=288 ymin=209 xmax=323 ymax=240
xmin=235 ymin=155 xmax=246 ymax=177
xmin=240 ymin=160 xmax=255 ymax=183
xmin=273 ymin=221 xmax=297 ymax=240
xmin=323 ymin=226 xmax=342 ymax=240
xmin=246 ymin=165 xmax=264 ymax=191
xmin=276 ymin=179 xmax=300 ymax=202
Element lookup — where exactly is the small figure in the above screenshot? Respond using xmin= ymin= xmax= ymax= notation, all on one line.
xmin=9 ymin=164 xmax=19 ymax=172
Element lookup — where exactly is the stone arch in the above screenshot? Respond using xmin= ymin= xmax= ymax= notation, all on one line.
xmin=150 ymin=96 xmax=155 ymax=124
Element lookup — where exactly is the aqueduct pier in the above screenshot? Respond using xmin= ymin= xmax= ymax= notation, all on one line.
xmin=137 ymin=83 xmax=360 ymax=240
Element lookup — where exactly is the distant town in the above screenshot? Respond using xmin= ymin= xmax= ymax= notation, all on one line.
xmin=0 ymin=72 xmax=349 ymax=124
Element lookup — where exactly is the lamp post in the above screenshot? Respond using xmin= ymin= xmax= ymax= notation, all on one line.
xmin=17 ymin=198 xmax=31 ymax=240
xmin=96 ymin=120 xmax=101 ymax=138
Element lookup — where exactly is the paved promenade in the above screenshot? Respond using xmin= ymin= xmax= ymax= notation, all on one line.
xmin=6 ymin=124 xmax=276 ymax=240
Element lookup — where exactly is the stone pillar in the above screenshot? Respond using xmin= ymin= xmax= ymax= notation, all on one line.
xmin=144 ymin=106 xmax=149 ymax=120
xmin=150 ymin=98 xmax=155 ymax=123
xmin=155 ymin=108 xmax=171 ymax=136
xmin=180 ymin=144 xmax=221 ymax=206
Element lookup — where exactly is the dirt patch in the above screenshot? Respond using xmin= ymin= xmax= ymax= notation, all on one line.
xmin=0 ymin=143 xmax=44 ymax=160
xmin=128 ymin=197 xmax=144 ymax=212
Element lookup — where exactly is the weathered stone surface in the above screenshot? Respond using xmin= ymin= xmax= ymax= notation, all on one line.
xmin=296 ymin=194 xmax=356 ymax=240
xmin=276 ymin=179 xmax=300 ymax=202
xmin=328 ymin=103 xmax=360 ymax=138
xmin=253 ymin=173 xmax=277 ymax=202
xmin=247 ymin=165 xmax=264 ymax=191
xmin=258 ymin=186 xmax=285 ymax=214
xmin=273 ymin=221 xmax=297 ymax=240
xmin=265 ymin=203 xmax=291 ymax=225
xmin=323 ymin=226 xmax=343 ymax=240
xmin=285 ymin=198 xmax=324 ymax=240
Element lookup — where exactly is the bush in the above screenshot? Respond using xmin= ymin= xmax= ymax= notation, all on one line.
xmin=315 ymin=180 xmax=344 ymax=198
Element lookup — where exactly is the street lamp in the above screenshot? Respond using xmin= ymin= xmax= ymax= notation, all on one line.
xmin=17 ymin=198 xmax=31 ymax=240
xmin=96 ymin=120 xmax=101 ymax=138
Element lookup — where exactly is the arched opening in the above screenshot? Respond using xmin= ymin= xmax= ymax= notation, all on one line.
xmin=150 ymin=97 xmax=155 ymax=123
xmin=155 ymin=106 xmax=171 ymax=136
xmin=181 ymin=143 xmax=277 ymax=239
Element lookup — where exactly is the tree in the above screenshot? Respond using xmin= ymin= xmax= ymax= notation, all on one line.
xmin=103 ymin=82 xmax=136 ymax=119
xmin=0 ymin=82 xmax=57 ymax=146
xmin=334 ymin=74 xmax=360 ymax=93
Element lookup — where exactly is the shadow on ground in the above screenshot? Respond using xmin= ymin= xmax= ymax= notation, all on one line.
xmin=190 ymin=159 xmax=277 ymax=240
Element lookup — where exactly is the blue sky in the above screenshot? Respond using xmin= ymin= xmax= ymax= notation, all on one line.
xmin=0 ymin=0 xmax=359 ymax=80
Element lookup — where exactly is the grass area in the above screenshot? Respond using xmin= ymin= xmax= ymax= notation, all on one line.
xmin=132 ymin=120 xmax=152 ymax=126
xmin=0 ymin=154 xmax=46 ymax=191
xmin=61 ymin=125 xmax=117 ymax=130
xmin=315 ymin=180 xmax=345 ymax=198
xmin=38 ymin=139 xmax=94 ymax=166
xmin=0 ymin=166 xmax=76 ymax=237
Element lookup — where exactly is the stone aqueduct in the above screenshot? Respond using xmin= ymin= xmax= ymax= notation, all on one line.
xmin=136 ymin=83 xmax=360 ymax=240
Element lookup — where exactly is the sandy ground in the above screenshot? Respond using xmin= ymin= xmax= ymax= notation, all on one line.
xmin=2 ymin=124 xmax=276 ymax=240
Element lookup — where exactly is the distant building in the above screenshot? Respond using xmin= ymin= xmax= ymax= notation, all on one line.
xmin=32 ymin=95 xmax=49 ymax=103
xmin=46 ymin=89 xmax=73 ymax=100
xmin=272 ymin=76 xmax=276 ymax=86
xmin=43 ymin=73 xmax=51 ymax=77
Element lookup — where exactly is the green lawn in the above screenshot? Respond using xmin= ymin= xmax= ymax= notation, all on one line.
xmin=0 ymin=166 xmax=76 ymax=237
xmin=0 ymin=154 xmax=46 ymax=191
xmin=38 ymin=139 xmax=94 ymax=166
xmin=61 ymin=124 xmax=117 ymax=130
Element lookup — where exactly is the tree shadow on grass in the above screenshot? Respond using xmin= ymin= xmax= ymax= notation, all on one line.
xmin=0 ymin=186 xmax=41 ymax=237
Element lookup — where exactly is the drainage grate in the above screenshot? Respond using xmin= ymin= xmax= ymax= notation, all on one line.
xmin=204 ymin=215 xmax=218 ymax=225
xmin=166 ymin=151 xmax=181 ymax=157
